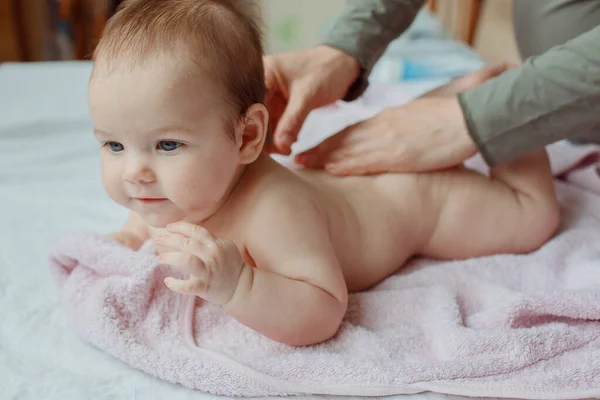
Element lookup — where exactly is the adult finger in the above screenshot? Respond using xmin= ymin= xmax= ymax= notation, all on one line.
xmin=324 ymin=150 xmax=401 ymax=176
xmin=262 ymin=55 xmax=277 ymax=90
xmin=273 ymin=87 xmax=313 ymax=154
xmin=295 ymin=120 xmax=369 ymax=167
xmin=305 ymin=140 xmax=378 ymax=168
xmin=295 ymin=138 xmax=344 ymax=167
xmin=265 ymin=88 xmax=286 ymax=132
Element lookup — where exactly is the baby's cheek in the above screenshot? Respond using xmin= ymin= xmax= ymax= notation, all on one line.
xmin=100 ymin=158 xmax=123 ymax=196
xmin=168 ymin=175 xmax=206 ymax=207
xmin=101 ymin=171 xmax=123 ymax=203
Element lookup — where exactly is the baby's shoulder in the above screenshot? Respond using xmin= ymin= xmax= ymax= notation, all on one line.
xmin=238 ymin=177 xmax=333 ymax=265
xmin=247 ymin=180 xmax=323 ymax=225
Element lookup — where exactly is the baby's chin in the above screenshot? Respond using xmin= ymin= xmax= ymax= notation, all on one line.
xmin=137 ymin=210 xmax=186 ymax=229
xmin=129 ymin=202 xmax=216 ymax=229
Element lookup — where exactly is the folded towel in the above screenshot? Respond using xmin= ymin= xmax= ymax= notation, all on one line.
xmin=48 ymin=140 xmax=600 ymax=399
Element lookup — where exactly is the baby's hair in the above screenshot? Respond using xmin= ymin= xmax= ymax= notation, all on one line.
xmin=93 ymin=0 xmax=266 ymax=134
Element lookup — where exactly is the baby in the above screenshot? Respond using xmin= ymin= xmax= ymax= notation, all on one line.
xmin=89 ymin=0 xmax=560 ymax=346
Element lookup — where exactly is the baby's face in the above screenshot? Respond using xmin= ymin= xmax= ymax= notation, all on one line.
xmin=88 ymin=59 xmax=243 ymax=228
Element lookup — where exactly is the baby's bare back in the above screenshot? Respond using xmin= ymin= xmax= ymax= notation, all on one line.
xmin=292 ymin=148 xmax=559 ymax=293
xmin=292 ymin=168 xmax=438 ymax=291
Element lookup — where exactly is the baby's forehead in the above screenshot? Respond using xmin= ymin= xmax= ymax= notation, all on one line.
xmin=90 ymin=68 xmax=232 ymax=129
xmin=91 ymin=60 xmax=218 ymax=101
xmin=91 ymin=55 xmax=192 ymax=83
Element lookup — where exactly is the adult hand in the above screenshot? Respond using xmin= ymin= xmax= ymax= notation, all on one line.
xmin=263 ymin=45 xmax=360 ymax=155
xmin=294 ymin=63 xmax=515 ymax=175
xmin=295 ymin=97 xmax=475 ymax=175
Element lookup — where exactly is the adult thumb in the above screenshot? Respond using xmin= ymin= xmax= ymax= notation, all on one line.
xmin=273 ymin=88 xmax=312 ymax=154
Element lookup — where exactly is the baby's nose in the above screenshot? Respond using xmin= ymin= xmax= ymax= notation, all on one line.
xmin=124 ymin=159 xmax=156 ymax=184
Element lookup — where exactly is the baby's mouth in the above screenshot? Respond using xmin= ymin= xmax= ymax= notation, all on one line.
xmin=134 ymin=198 xmax=167 ymax=204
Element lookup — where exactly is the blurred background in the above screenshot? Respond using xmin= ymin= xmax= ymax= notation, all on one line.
xmin=0 ymin=0 xmax=520 ymax=65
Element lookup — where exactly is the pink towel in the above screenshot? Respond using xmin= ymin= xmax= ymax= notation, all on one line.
xmin=49 ymin=142 xmax=600 ymax=399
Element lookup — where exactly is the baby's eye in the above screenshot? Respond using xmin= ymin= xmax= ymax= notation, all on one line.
xmin=157 ymin=141 xmax=182 ymax=152
xmin=106 ymin=142 xmax=124 ymax=152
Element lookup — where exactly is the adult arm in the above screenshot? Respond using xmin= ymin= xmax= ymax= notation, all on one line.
xmin=321 ymin=0 xmax=426 ymax=100
xmin=460 ymin=25 xmax=600 ymax=166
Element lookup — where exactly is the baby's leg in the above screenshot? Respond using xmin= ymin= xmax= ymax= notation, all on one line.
xmin=421 ymin=149 xmax=560 ymax=259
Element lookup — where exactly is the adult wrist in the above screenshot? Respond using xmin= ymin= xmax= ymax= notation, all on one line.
xmin=316 ymin=45 xmax=365 ymax=101
xmin=316 ymin=45 xmax=360 ymax=79
xmin=456 ymin=92 xmax=495 ymax=166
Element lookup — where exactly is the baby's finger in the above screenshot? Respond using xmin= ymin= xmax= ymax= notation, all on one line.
xmin=166 ymin=222 xmax=214 ymax=243
xmin=159 ymin=251 xmax=206 ymax=277
xmin=164 ymin=277 xmax=202 ymax=296
xmin=155 ymin=232 xmax=205 ymax=254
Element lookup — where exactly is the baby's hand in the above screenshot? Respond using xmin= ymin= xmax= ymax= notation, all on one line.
xmin=147 ymin=226 xmax=171 ymax=255
xmin=155 ymin=222 xmax=245 ymax=306
xmin=107 ymin=230 xmax=144 ymax=251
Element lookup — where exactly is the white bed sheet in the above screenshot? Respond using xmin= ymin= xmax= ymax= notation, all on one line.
xmin=0 ymin=61 xmax=506 ymax=400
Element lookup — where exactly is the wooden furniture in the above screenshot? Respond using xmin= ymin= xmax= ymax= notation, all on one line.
xmin=1 ymin=0 xmax=486 ymax=62
xmin=1 ymin=0 xmax=42 ymax=62
xmin=59 ymin=0 xmax=119 ymax=59
xmin=59 ymin=0 xmax=485 ymax=59
xmin=8 ymin=0 xmax=120 ymax=62
xmin=427 ymin=0 xmax=485 ymax=45
xmin=2 ymin=0 xmax=63 ymax=62
xmin=0 ymin=0 xmax=20 ymax=61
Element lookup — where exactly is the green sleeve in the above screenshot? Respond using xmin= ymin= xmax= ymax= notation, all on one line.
xmin=458 ymin=25 xmax=600 ymax=166
xmin=321 ymin=0 xmax=426 ymax=100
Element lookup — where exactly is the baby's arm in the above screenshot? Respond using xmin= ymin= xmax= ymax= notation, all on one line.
xmin=225 ymin=195 xmax=348 ymax=346
xmin=108 ymin=211 xmax=150 ymax=250
xmin=422 ymin=148 xmax=560 ymax=259
xmin=156 ymin=194 xmax=347 ymax=345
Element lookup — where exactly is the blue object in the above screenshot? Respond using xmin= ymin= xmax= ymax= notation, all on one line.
xmin=371 ymin=53 xmax=483 ymax=82
xmin=322 ymin=9 xmax=485 ymax=83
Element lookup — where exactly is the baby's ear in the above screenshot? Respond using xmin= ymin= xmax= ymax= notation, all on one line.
xmin=236 ymin=103 xmax=269 ymax=164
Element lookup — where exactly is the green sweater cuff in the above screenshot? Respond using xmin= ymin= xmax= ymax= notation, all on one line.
xmin=457 ymin=92 xmax=497 ymax=167
xmin=321 ymin=0 xmax=426 ymax=100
